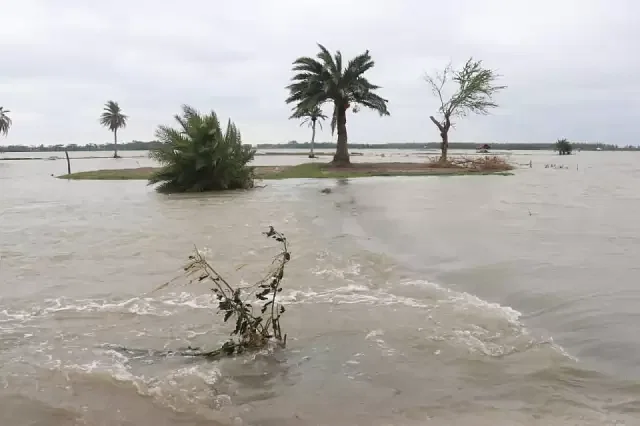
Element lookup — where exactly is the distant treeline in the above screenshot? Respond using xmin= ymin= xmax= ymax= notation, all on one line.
xmin=258 ymin=141 xmax=640 ymax=151
xmin=0 ymin=141 xmax=163 ymax=153
xmin=2 ymin=140 xmax=639 ymax=152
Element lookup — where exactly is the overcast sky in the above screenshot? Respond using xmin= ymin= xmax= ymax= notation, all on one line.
xmin=1 ymin=0 xmax=637 ymax=146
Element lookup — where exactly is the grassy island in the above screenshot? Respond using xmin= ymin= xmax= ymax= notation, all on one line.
xmin=59 ymin=159 xmax=514 ymax=181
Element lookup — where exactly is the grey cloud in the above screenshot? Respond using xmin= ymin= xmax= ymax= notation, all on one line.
xmin=1 ymin=0 xmax=639 ymax=146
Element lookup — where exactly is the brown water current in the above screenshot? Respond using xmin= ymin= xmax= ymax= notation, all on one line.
xmin=1 ymin=150 xmax=640 ymax=425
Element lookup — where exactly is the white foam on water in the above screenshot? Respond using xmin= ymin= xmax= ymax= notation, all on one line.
xmin=279 ymin=284 xmax=430 ymax=309
xmin=312 ymin=261 xmax=362 ymax=280
xmin=364 ymin=329 xmax=396 ymax=357
xmin=0 ymin=292 xmax=221 ymax=325
xmin=159 ymin=292 xmax=218 ymax=309
xmin=0 ymin=297 xmax=176 ymax=322
xmin=0 ymin=309 xmax=31 ymax=322
xmin=403 ymin=279 xmax=522 ymax=324
xmin=0 ymin=264 xmax=577 ymax=366
xmin=402 ymin=279 xmax=580 ymax=361
xmin=40 ymin=346 xmax=230 ymax=413
xmin=277 ymin=273 xmax=575 ymax=362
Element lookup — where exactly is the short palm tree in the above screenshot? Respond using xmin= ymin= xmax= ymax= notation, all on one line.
xmin=290 ymin=105 xmax=327 ymax=158
xmin=99 ymin=101 xmax=128 ymax=158
xmin=0 ymin=107 xmax=12 ymax=137
xmin=148 ymin=105 xmax=256 ymax=193
xmin=286 ymin=43 xmax=390 ymax=165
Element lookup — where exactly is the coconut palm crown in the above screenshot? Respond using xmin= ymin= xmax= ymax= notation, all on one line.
xmin=285 ymin=43 xmax=389 ymax=165
xmin=290 ymin=105 xmax=327 ymax=158
xmin=0 ymin=107 xmax=12 ymax=137
xmin=99 ymin=100 xmax=128 ymax=158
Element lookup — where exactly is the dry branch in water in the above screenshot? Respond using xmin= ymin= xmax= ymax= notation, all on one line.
xmin=160 ymin=226 xmax=290 ymax=359
xmin=425 ymin=155 xmax=513 ymax=171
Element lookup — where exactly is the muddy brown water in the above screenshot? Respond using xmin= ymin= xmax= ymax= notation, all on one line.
xmin=1 ymin=150 xmax=640 ymax=425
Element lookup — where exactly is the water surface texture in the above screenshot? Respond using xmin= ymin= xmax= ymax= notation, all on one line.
xmin=1 ymin=150 xmax=639 ymax=425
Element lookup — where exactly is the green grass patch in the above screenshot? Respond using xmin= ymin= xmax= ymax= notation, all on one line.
xmin=61 ymin=167 xmax=157 ymax=180
xmin=59 ymin=163 xmax=514 ymax=181
xmin=257 ymin=163 xmax=513 ymax=179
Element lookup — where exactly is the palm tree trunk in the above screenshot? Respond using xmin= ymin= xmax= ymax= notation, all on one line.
xmin=332 ymin=104 xmax=349 ymax=166
xmin=113 ymin=129 xmax=119 ymax=158
xmin=309 ymin=120 xmax=316 ymax=158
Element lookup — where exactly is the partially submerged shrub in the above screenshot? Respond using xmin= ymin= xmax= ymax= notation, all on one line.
xmin=426 ymin=155 xmax=513 ymax=171
xmin=179 ymin=227 xmax=290 ymax=358
xmin=555 ymin=138 xmax=573 ymax=155
xmin=148 ymin=104 xmax=256 ymax=193
xmin=462 ymin=155 xmax=514 ymax=171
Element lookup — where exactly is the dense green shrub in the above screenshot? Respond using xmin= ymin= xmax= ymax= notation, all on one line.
xmin=148 ymin=105 xmax=255 ymax=193
xmin=556 ymin=138 xmax=573 ymax=155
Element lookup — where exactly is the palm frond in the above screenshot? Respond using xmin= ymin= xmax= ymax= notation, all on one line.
xmin=289 ymin=104 xmax=328 ymax=131
xmin=352 ymin=91 xmax=390 ymax=116
xmin=0 ymin=107 xmax=12 ymax=136
xmin=316 ymin=44 xmax=338 ymax=78
xmin=291 ymin=57 xmax=324 ymax=74
xmin=99 ymin=100 xmax=128 ymax=132
xmin=298 ymin=117 xmax=310 ymax=127
xmin=342 ymin=51 xmax=375 ymax=86
xmin=148 ymin=105 xmax=255 ymax=193
xmin=286 ymin=44 xmax=390 ymax=147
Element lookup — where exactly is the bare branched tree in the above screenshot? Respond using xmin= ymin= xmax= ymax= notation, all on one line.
xmin=424 ymin=58 xmax=506 ymax=162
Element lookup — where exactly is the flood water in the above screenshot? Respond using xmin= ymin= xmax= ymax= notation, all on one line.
xmin=1 ymin=150 xmax=639 ymax=425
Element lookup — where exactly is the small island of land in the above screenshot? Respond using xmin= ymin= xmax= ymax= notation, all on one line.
xmin=58 ymin=159 xmax=514 ymax=181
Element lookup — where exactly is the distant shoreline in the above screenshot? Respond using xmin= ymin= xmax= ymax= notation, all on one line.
xmin=1 ymin=147 xmax=637 ymax=161
xmin=1 ymin=141 xmax=637 ymax=154
xmin=0 ymin=152 xmax=360 ymax=161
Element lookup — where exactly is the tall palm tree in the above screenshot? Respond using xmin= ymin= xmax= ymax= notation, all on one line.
xmin=0 ymin=107 xmax=12 ymax=137
xmin=290 ymin=105 xmax=327 ymax=158
xmin=286 ymin=43 xmax=390 ymax=166
xmin=99 ymin=101 xmax=128 ymax=158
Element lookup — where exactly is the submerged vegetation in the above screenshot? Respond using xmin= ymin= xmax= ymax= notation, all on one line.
xmin=148 ymin=105 xmax=256 ymax=193
xmin=153 ymin=227 xmax=290 ymax=358
xmin=426 ymin=155 xmax=514 ymax=172
xmin=556 ymin=138 xmax=573 ymax=155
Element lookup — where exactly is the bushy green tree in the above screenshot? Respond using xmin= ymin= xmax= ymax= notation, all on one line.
xmin=424 ymin=58 xmax=506 ymax=162
xmin=556 ymin=138 xmax=573 ymax=155
xmin=286 ymin=43 xmax=390 ymax=165
xmin=148 ymin=105 xmax=255 ymax=193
